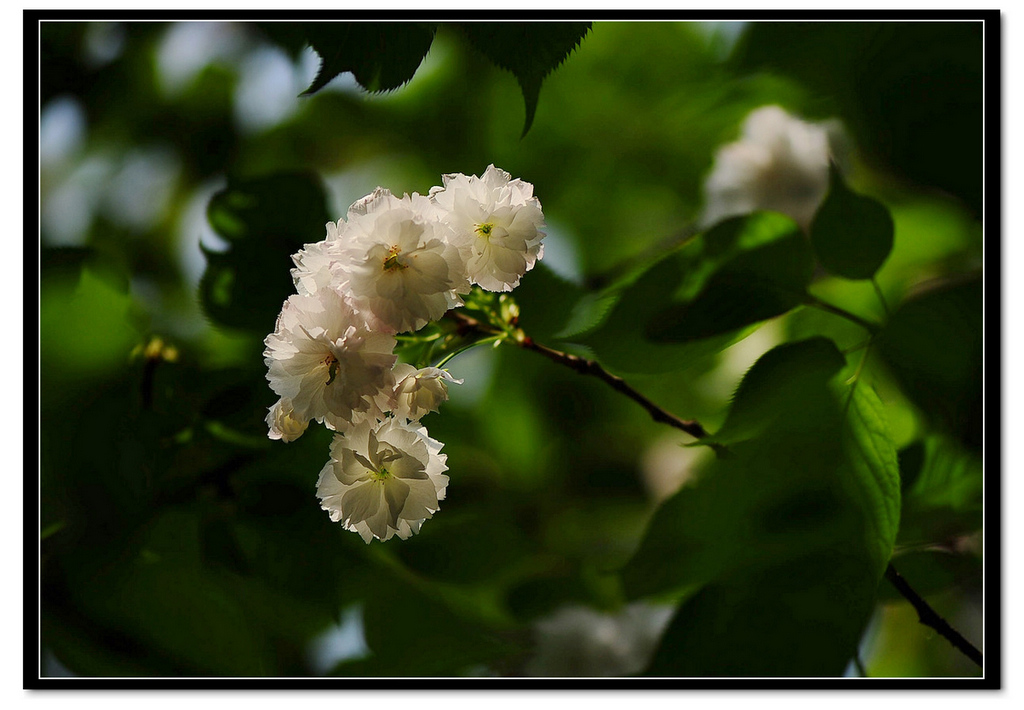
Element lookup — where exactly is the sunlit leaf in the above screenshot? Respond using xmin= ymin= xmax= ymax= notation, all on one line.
xmin=841 ymin=383 xmax=901 ymax=571
xmin=40 ymin=266 xmax=139 ymax=385
xmin=622 ymin=339 xmax=850 ymax=597
xmin=700 ymin=337 xmax=845 ymax=447
xmin=897 ymin=434 xmax=983 ymax=546
xmin=622 ymin=340 xmax=901 ymax=675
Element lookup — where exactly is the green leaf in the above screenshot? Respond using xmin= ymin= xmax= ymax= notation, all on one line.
xmin=645 ymin=553 xmax=878 ymax=676
xmin=877 ymin=275 xmax=982 ymax=450
xmin=578 ymin=212 xmax=807 ymax=374
xmin=512 ymin=262 xmax=585 ymax=343
xmin=457 ymin=23 xmax=591 ymax=136
xmin=556 ymin=289 xmax=620 ymax=340
xmin=622 ymin=340 xmax=901 ymax=675
xmin=646 ymin=229 xmax=813 ymax=343
xmin=293 ymin=23 xmax=437 ymax=95
xmin=40 ymin=266 xmax=140 ymax=386
xmin=897 ymin=435 xmax=983 ymax=546
xmin=621 ymin=339 xmax=850 ymax=598
xmin=841 ymin=383 xmax=902 ymax=571
xmin=200 ymin=171 xmax=330 ymax=332
xmin=906 ymin=436 xmax=983 ymax=512
xmin=356 ymin=569 xmax=517 ymax=676
xmin=60 ymin=511 xmax=274 ymax=676
xmin=703 ymin=337 xmax=845 ymax=447
xmin=41 ymin=246 xmax=130 ymax=293
xmin=810 ymin=164 xmax=895 ymax=280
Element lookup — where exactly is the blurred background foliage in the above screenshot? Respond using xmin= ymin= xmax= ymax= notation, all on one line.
xmin=38 ymin=20 xmax=985 ymax=678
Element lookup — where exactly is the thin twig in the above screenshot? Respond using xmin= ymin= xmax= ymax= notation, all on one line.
xmin=884 ymin=562 xmax=983 ymax=668
xmin=445 ymin=310 xmax=715 ymax=445
xmin=518 ymin=335 xmax=713 ymax=443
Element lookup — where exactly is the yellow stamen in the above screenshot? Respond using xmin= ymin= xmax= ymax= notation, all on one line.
xmin=383 ymin=245 xmax=406 ymax=271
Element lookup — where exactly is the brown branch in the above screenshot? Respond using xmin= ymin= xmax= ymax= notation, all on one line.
xmin=517 ymin=336 xmax=712 ymax=441
xmin=445 ymin=310 xmax=714 ymax=445
xmin=884 ymin=562 xmax=983 ymax=668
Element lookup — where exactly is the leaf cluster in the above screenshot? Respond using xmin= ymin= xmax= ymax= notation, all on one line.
xmin=258 ymin=22 xmax=592 ymax=136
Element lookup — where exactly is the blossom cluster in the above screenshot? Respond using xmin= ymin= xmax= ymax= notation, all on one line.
xmin=263 ymin=165 xmax=546 ymax=542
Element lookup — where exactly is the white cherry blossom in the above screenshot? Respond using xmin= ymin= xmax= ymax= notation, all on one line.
xmin=316 ymin=418 xmax=449 ymax=543
xmin=390 ymin=363 xmax=463 ymax=421
xmin=334 ymin=188 xmax=468 ymax=334
xmin=264 ymin=289 xmax=397 ymax=431
xmin=429 ymin=164 xmax=546 ymax=292
xmin=264 ymin=168 xmax=548 ymax=541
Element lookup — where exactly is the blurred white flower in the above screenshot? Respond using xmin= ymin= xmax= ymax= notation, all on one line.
xmin=700 ymin=105 xmax=840 ymax=231
xmin=430 ymin=165 xmax=546 ymax=292
xmin=265 ymin=398 xmax=309 ymax=442
xmin=524 ymin=603 xmax=674 ymax=677
xmin=391 ymin=363 xmax=463 ymax=421
xmin=264 ymin=289 xmax=397 ymax=431
xmin=334 ymin=188 xmax=469 ymax=334
xmin=316 ymin=418 xmax=449 ymax=543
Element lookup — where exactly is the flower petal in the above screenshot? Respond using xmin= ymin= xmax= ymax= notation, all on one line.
xmin=341 ymin=480 xmax=382 ymax=524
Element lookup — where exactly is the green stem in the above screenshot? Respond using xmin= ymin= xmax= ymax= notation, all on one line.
xmin=804 ymin=295 xmax=882 ymax=335
xmin=871 ymin=277 xmax=891 ymax=320
xmin=433 ymin=333 xmax=504 ymax=368
xmin=395 ymin=332 xmax=442 ymax=343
